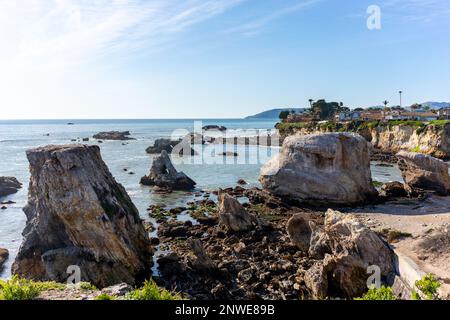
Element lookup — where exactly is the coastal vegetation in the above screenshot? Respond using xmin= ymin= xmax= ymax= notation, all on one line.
xmin=412 ymin=274 xmax=441 ymax=300
xmin=355 ymin=286 xmax=397 ymax=300
xmin=0 ymin=276 xmax=181 ymax=300
xmin=126 ymin=280 xmax=182 ymax=301
xmin=276 ymin=119 xmax=450 ymax=137
xmin=355 ymin=274 xmax=442 ymax=301
xmin=0 ymin=276 xmax=65 ymax=300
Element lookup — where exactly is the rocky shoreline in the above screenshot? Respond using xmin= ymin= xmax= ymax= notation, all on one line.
xmin=1 ymin=129 xmax=449 ymax=300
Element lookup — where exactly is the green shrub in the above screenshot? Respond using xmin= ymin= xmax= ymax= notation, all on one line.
xmin=372 ymin=180 xmax=383 ymax=188
xmin=78 ymin=282 xmax=97 ymax=291
xmin=0 ymin=276 xmax=64 ymax=300
xmin=410 ymin=145 xmax=421 ymax=153
xmin=127 ymin=280 xmax=182 ymax=300
xmin=412 ymin=274 xmax=441 ymax=300
xmin=355 ymin=286 xmax=397 ymax=300
xmin=95 ymin=293 xmax=115 ymax=300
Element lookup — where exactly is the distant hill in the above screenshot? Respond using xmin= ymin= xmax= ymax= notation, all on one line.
xmin=421 ymin=102 xmax=450 ymax=109
xmin=245 ymin=108 xmax=307 ymax=119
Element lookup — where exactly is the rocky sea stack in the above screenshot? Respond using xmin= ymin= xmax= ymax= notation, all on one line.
xmin=140 ymin=150 xmax=196 ymax=191
xmin=12 ymin=144 xmax=153 ymax=288
xmin=260 ymin=133 xmax=377 ymax=205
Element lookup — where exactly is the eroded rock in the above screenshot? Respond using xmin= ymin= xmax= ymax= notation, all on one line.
xmin=303 ymin=209 xmax=396 ymax=299
xmin=260 ymin=133 xmax=377 ymax=205
xmin=218 ymin=193 xmax=258 ymax=232
xmin=286 ymin=214 xmax=312 ymax=252
xmin=12 ymin=144 xmax=153 ymax=288
xmin=397 ymin=151 xmax=450 ymax=195
xmin=140 ymin=150 xmax=196 ymax=191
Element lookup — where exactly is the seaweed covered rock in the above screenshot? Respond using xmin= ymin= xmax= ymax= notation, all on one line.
xmin=260 ymin=133 xmax=377 ymax=205
xmin=12 ymin=144 xmax=152 ymax=288
xmin=140 ymin=150 xmax=196 ymax=191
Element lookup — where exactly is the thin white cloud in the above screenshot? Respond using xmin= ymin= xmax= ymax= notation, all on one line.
xmin=381 ymin=0 xmax=450 ymax=22
xmin=225 ymin=0 xmax=321 ymax=36
xmin=0 ymin=0 xmax=244 ymax=71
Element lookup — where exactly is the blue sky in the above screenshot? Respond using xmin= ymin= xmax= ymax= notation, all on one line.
xmin=0 ymin=0 xmax=449 ymax=119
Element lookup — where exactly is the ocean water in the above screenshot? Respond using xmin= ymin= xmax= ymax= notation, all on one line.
xmin=0 ymin=119 xmax=403 ymax=278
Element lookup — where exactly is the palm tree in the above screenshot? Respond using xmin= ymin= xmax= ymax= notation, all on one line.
xmin=383 ymin=100 xmax=389 ymax=109
xmin=399 ymin=91 xmax=403 ymax=108
xmin=308 ymin=99 xmax=314 ymax=108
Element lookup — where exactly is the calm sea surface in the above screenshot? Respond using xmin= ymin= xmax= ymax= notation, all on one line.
xmin=0 ymin=119 xmax=402 ymax=278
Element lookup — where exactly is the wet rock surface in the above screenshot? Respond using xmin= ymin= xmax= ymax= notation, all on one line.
xmin=0 ymin=176 xmax=22 ymax=197
xmin=12 ymin=144 xmax=153 ymax=288
xmin=154 ymin=187 xmax=396 ymax=300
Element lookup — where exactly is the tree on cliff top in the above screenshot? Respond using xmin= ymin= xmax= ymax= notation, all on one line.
xmin=311 ymin=99 xmax=342 ymax=120
xmin=279 ymin=110 xmax=290 ymax=120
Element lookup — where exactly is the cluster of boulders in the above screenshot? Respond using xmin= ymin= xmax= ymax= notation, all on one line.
xmin=140 ymin=150 xmax=196 ymax=192
xmin=0 ymin=176 xmax=22 ymax=197
xmin=154 ymin=188 xmax=396 ymax=300
xmin=12 ymin=144 xmax=153 ymax=288
xmin=93 ymin=131 xmax=135 ymax=141
xmin=289 ymin=209 xmax=395 ymax=298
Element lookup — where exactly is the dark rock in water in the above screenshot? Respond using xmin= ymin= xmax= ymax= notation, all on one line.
xmin=379 ymin=181 xmax=408 ymax=198
xmin=1 ymin=200 xmax=15 ymax=205
xmin=375 ymin=163 xmax=394 ymax=167
xmin=237 ymin=179 xmax=248 ymax=185
xmin=219 ymin=152 xmax=238 ymax=157
xmin=397 ymin=151 xmax=450 ymax=196
xmin=12 ymin=144 xmax=153 ymax=288
xmin=1 ymin=206 xmax=6 ymax=210
xmin=218 ymin=193 xmax=259 ymax=233
xmin=82 ymin=137 xmax=89 ymax=142
xmin=140 ymin=150 xmax=196 ymax=191
xmin=145 ymin=138 xmax=197 ymax=156
xmin=0 ymin=176 xmax=22 ymax=197
xmin=0 ymin=248 xmax=8 ymax=271
xmin=202 ymin=125 xmax=227 ymax=132
xmin=93 ymin=131 xmax=135 ymax=141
